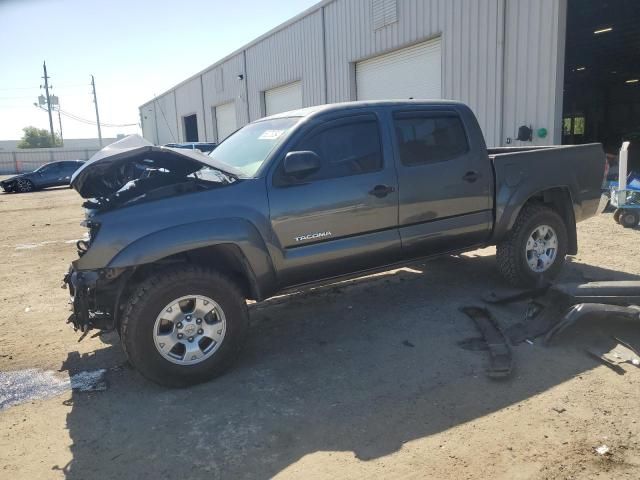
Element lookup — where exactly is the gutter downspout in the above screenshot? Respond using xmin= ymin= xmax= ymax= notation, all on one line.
xmin=200 ymin=75 xmax=207 ymax=141
xmin=243 ymin=50 xmax=250 ymax=123
xmin=498 ymin=0 xmax=507 ymax=147
xmin=321 ymin=6 xmax=328 ymax=104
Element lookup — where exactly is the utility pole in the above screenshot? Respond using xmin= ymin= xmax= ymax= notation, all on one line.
xmin=91 ymin=75 xmax=103 ymax=147
xmin=57 ymin=107 xmax=64 ymax=146
xmin=41 ymin=61 xmax=55 ymax=143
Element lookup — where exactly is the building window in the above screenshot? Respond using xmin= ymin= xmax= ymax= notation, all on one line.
xmin=563 ymin=116 xmax=585 ymax=136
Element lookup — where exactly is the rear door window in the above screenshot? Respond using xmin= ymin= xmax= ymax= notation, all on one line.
xmin=393 ymin=113 xmax=469 ymax=166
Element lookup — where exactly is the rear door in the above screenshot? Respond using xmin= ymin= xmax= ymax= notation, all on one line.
xmin=392 ymin=108 xmax=493 ymax=258
xmin=59 ymin=162 xmax=79 ymax=184
xmin=268 ymin=112 xmax=400 ymax=287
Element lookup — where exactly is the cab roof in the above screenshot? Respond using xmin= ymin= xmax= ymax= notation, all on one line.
xmin=261 ymin=99 xmax=467 ymax=121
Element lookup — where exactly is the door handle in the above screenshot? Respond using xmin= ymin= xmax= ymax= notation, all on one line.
xmin=463 ymin=171 xmax=479 ymax=183
xmin=369 ymin=184 xmax=395 ymax=198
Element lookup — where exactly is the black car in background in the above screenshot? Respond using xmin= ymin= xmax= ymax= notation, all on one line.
xmin=1 ymin=160 xmax=84 ymax=193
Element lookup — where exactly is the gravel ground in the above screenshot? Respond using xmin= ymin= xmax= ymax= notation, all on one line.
xmin=0 ymin=185 xmax=639 ymax=479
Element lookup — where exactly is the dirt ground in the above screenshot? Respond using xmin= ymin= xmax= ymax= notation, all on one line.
xmin=1 ymin=184 xmax=639 ymax=480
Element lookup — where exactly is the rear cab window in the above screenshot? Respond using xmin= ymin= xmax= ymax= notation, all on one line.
xmin=393 ymin=111 xmax=469 ymax=166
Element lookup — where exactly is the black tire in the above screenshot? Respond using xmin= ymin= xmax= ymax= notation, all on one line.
xmin=613 ymin=208 xmax=623 ymax=224
xmin=620 ymin=210 xmax=640 ymax=229
xmin=120 ymin=265 xmax=248 ymax=387
xmin=496 ymin=204 xmax=568 ymax=287
xmin=17 ymin=179 xmax=34 ymax=193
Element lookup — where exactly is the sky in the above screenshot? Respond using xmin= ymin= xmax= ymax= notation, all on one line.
xmin=0 ymin=0 xmax=318 ymax=140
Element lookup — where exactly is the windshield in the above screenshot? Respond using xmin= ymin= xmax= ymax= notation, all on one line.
xmin=208 ymin=117 xmax=299 ymax=177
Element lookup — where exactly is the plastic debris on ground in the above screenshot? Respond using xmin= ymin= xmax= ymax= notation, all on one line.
xmin=0 ymin=368 xmax=107 ymax=410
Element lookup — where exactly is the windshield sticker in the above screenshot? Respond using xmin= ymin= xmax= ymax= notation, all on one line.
xmin=258 ymin=130 xmax=285 ymax=140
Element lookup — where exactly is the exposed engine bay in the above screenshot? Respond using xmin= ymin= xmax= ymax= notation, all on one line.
xmin=70 ymin=135 xmax=239 ymax=212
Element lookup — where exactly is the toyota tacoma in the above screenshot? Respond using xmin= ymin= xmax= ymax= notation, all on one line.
xmin=64 ymin=101 xmax=607 ymax=387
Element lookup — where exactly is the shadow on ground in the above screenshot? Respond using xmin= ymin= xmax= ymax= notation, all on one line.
xmin=56 ymin=253 xmax=640 ymax=479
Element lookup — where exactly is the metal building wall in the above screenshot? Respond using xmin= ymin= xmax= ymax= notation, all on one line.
xmin=245 ymin=9 xmax=325 ymax=120
xmin=201 ymin=53 xmax=248 ymax=142
xmin=140 ymin=104 xmax=158 ymax=144
xmin=140 ymin=0 xmax=567 ymax=148
xmin=502 ymin=0 xmax=567 ymax=146
xmin=152 ymin=92 xmax=179 ymax=144
xmin=175 ymin=77 xmax=206 ymax=142
xmin=323 ymin=0 xmax=505 ymax=146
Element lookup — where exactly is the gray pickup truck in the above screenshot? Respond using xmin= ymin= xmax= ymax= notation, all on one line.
xmin=65 ymin=100 xmax=606 ymax=387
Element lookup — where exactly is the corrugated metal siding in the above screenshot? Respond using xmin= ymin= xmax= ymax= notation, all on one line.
xmin=140 ymin=0 xmax=566 ymax=148
xmin=503 ymin=0 xmax=566 ymax=145
xmin=245 ymin=10 xmax=325 ymax=120
xmin=201 ymin=53 xmax=248 ymax=142
xmin=154 ymin=92 xmax=179 ymax=144
xmin=140 ymin=104 xmax=157 ymax=143
xmin=324 ymin=0 xmax=506 ymax=146
xmin=175 ymin=77 xmax=205 ymax=142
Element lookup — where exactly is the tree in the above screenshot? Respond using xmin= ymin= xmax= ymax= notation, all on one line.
xmin=17 ymin=126 xmax=61 ymax=148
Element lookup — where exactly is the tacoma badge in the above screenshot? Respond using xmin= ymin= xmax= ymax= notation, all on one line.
xmin=294 ymin=231 xmax=332 ymax=242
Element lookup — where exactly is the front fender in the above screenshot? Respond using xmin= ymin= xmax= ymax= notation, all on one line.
xmin=107 ymin=218 xmax=277 ymax=297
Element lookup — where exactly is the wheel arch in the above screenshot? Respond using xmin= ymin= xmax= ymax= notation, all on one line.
xmin=104 ymin=219 xmax=278 ymax=329
xmin=494 ymin=186 xmax=578 ymax=255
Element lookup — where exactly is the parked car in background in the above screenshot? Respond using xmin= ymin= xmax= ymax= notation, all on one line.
xmin=1 ymin=160 xmax=84 ymax=193
xmin=164 ymin=142 xmax=217 ymax=154
xmin=64 ymin=101 xmax=607 ymax=387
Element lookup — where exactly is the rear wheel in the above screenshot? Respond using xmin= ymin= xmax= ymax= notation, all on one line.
xmin=620 ymin=210 xmax=640 ymax=229
xmin=120 ymin=265 xmax=248 ymax=387
xmin=16 ymin=179 xmax=34 ymax=193
xmin=496 ymin=204 xmax=568 ymax=287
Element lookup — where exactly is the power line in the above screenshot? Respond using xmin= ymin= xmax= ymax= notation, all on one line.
xmin=35 ymin=105 xmax=137 ymax=128
xmin=59 ymin=108 xmax=137 ymax=127
xmin=0 ymin=83 xmax=89 ymax=91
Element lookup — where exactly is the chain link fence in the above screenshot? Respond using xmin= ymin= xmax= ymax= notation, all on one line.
xmin=0 ymin=148 xmax=100 ymax=175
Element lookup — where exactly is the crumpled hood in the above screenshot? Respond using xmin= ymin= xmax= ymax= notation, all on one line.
xmin=71 ymin=134 xmax=241 ymax=198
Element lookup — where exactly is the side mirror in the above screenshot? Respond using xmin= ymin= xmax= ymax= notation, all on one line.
xmin=283 ymin=151 xmax=321 ymax=178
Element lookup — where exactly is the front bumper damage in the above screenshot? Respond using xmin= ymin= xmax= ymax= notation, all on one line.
xmin=63 ymin=266 xmax=130 ymax=333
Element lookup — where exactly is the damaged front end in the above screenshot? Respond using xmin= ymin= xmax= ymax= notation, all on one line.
xmin=62 ymin=135 xmax=242 ymax=335
xmin=63 ymin=266 xmax=131 ymax=333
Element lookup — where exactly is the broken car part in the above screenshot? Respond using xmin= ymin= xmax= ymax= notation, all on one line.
xmin=544 ymin=303 xmax=640 ymax=345
xmin=460 ymin=306 xmax=512 ymax=378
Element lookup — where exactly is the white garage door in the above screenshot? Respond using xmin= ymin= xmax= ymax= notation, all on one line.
xmin=264 ymin=81 xmax=302 ymax=116
xmin=215 ymin=102 xmax=237 ymax=141
xmin=356 ymin=38 xmax=442 ymax=101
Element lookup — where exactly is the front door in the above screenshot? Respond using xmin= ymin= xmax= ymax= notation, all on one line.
xmin=392 ymin=109 xmax=493 ymax=257
xmin=268 ymin=113 xmax=400 ymax=287
xmin=38 ymin=163 xmax=63 ymax=187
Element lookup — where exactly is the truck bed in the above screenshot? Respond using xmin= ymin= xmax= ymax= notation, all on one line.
xmin=488 ymin=143 xmax=606 ymax=241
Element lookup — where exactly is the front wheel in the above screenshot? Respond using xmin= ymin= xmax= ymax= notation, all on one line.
xmin=120 ymin=266 xmax=248 ymax=387
xmin=619 ymin=210 xmax=640 ymax=229
xmin=496 ymin=204 xmax=568 ymax=287
xmin=613 ymin=208 xmax=623 ymax=224
xmin=17 ymin=179 xmax=34 ymax=193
